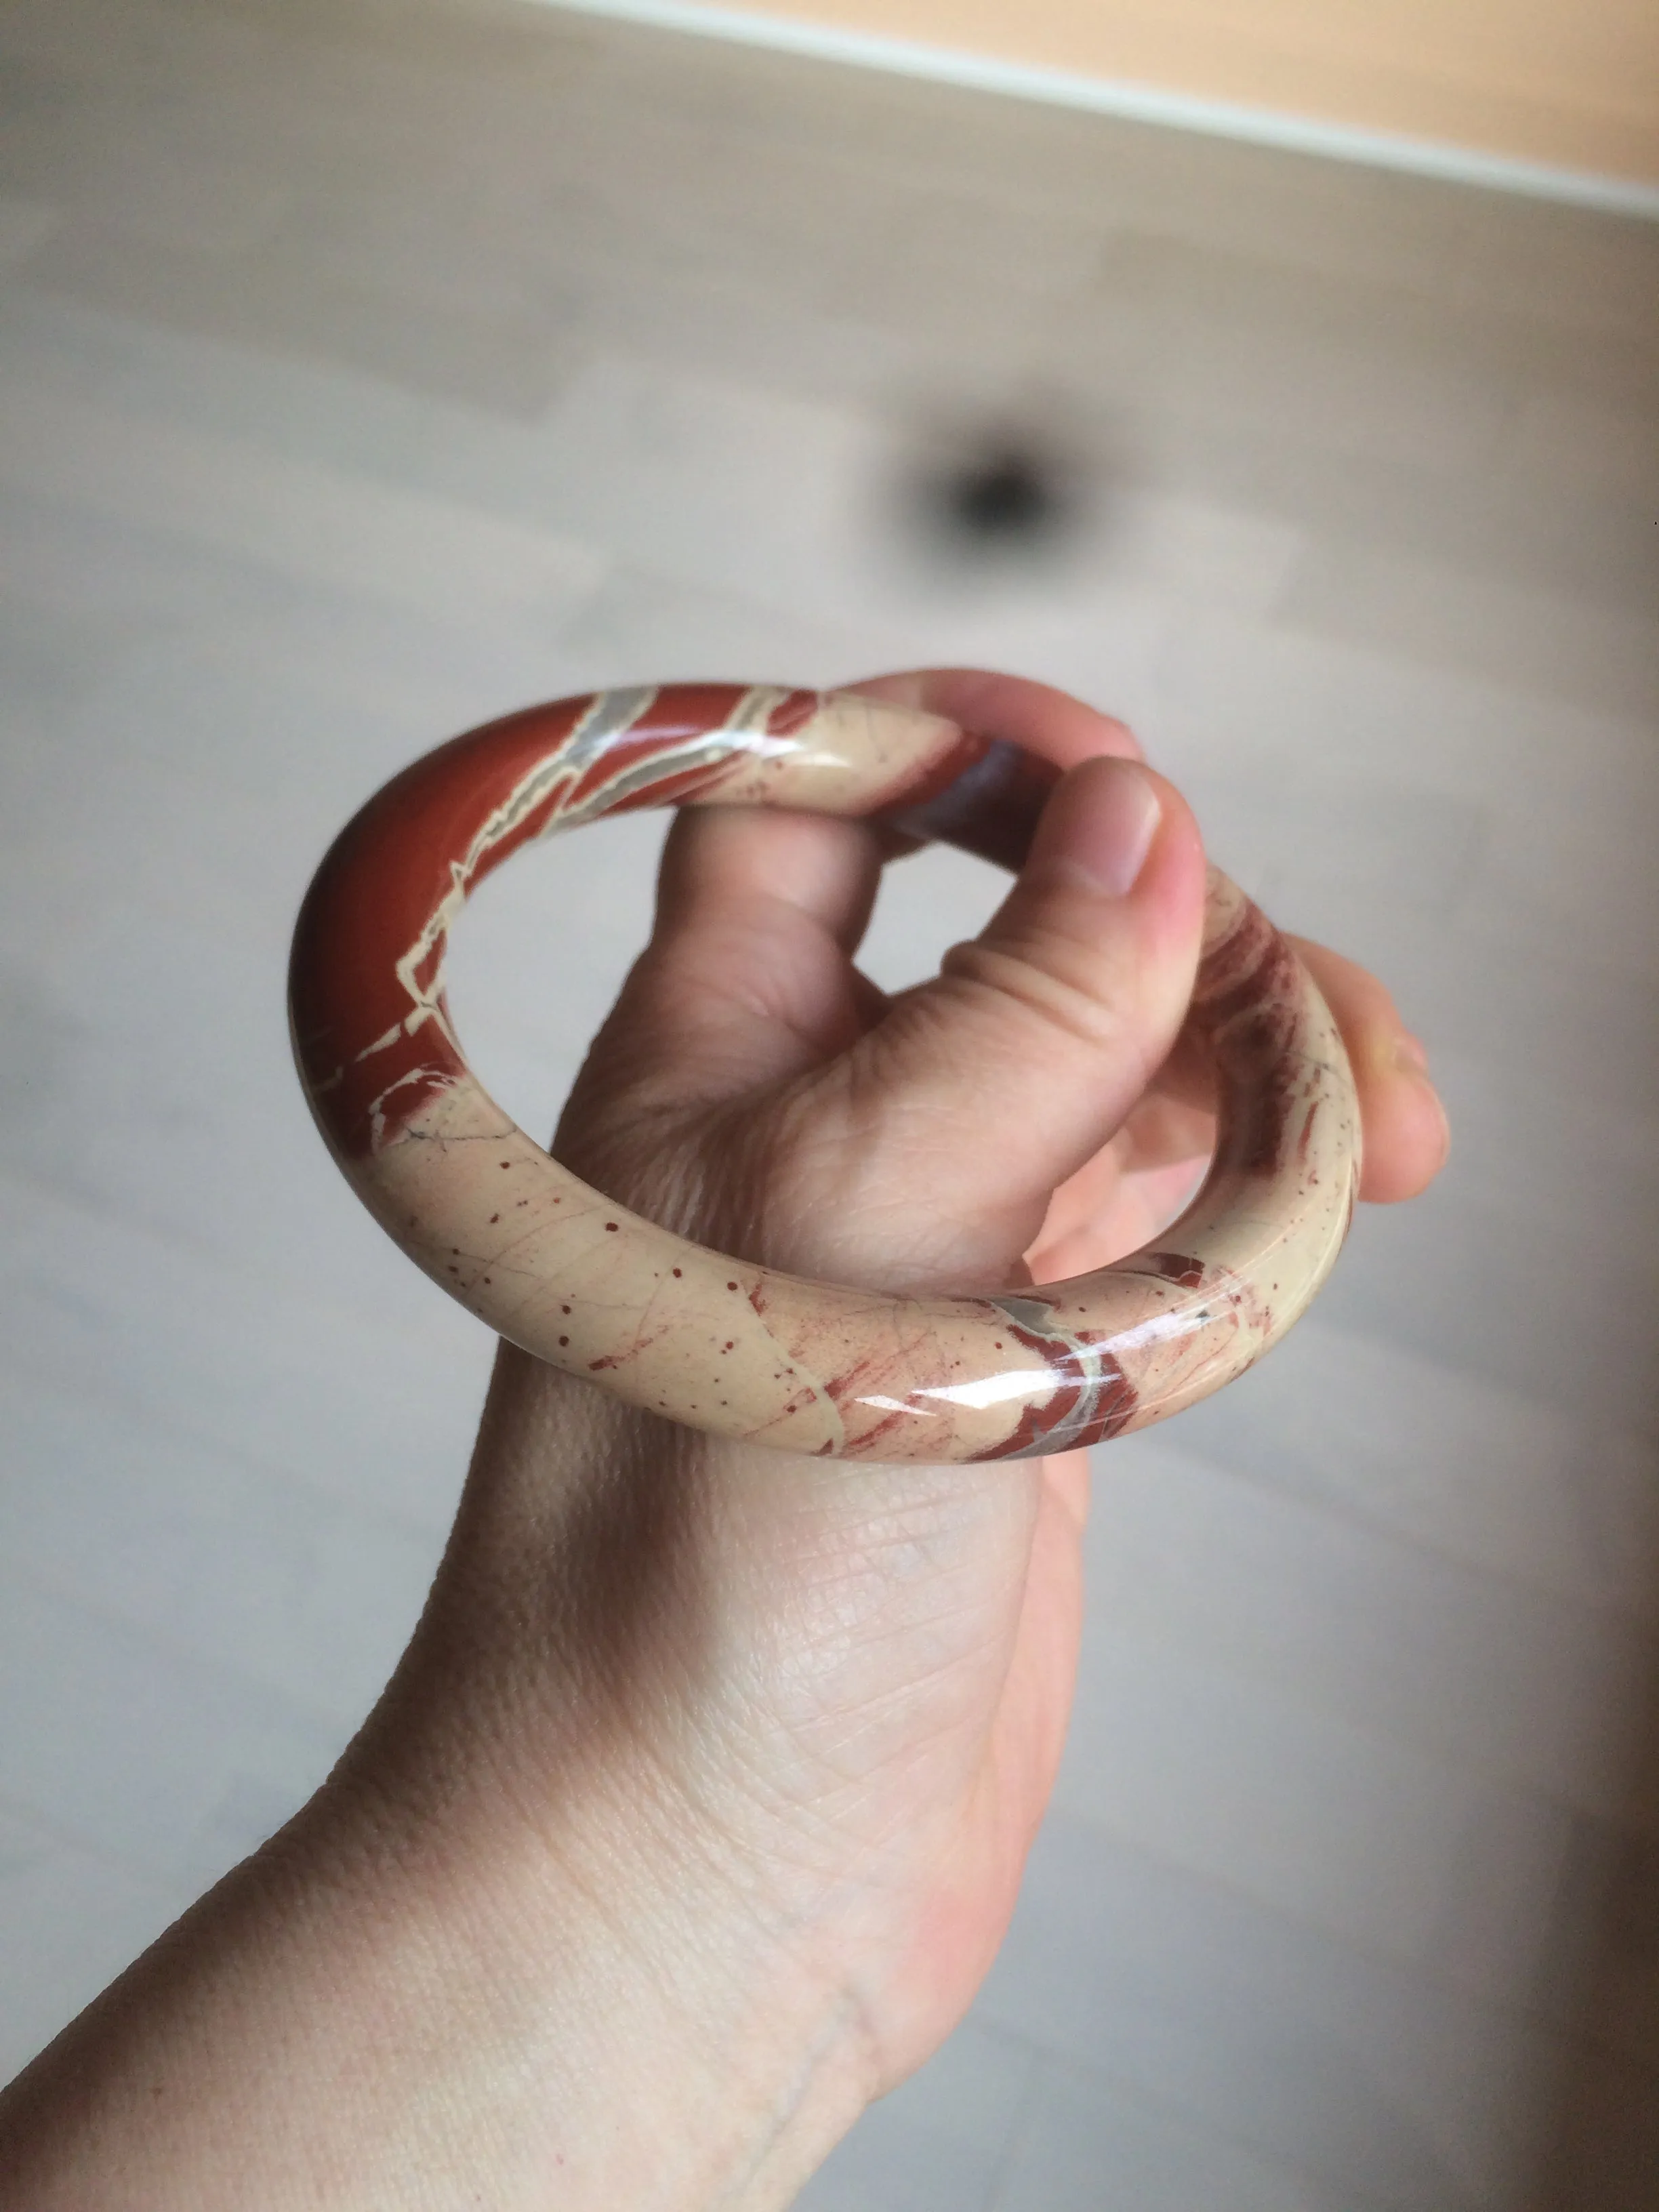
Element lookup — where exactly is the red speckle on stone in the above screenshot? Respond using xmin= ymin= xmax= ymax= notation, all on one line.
xmin=1296 ymin=1101 xmax=1319 ymax=1167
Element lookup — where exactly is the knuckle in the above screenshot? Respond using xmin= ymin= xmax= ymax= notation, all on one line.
xmin=939 ymin=937 xmax=1143 ymax=1065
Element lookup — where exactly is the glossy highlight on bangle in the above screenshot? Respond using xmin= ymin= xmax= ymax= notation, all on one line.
xmin=289 ymin=685 xmax=1361 ymax=1460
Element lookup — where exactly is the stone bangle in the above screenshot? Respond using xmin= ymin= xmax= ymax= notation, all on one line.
xmin=289 ymin=685 xmax=1360 ymax=1460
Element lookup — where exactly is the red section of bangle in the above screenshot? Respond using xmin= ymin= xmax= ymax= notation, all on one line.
xmin=291 ymin=686 xmax=821 ymax=1158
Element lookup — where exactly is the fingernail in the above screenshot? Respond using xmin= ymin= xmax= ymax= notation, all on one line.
xmin=1039 ymin=760 xmax=1163 ymax=898
xmin=1390 ymin=1036 xmax=1451 ymax=1164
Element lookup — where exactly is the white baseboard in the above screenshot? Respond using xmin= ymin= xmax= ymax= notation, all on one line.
xmin=523 ymin=0 xmax=1659 ymax=222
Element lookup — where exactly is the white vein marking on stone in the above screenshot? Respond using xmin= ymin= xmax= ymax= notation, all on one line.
xmin=352 ymin=1020 xmax=406 ymax=1065
xmin=533 ymin=684 xmax=808 ymax=830
xmin=726 ymin=684 xmax=794 ymax=735
xmin=350 ymin=688 xmax=816 ymax=1136
xmin=387 ymin=687 xmax=658 ymax=1058
xmin=983 ymin=1292 xmax=1130 ymax=1451
xmin=365 ymin=1063 xmax=466 ymax=1151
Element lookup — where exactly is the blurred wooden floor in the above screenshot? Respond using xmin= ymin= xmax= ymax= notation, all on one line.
xmin=1 ymin=2 xmax=1658 ymax=2205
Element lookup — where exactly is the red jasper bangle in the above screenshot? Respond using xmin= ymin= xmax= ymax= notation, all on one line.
xmin=289 ymin=686 xmax=1360 ymax=1460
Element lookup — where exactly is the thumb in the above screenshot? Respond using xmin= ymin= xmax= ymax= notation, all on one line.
xmin=824 ymin=755 xmax=1207 ymax=1279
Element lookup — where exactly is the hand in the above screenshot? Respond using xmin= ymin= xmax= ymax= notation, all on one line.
xmin=0 ymin=674 xmax=1448 ymax=2212
xmin=365 ymin=673 xmax=1446 ymax=2176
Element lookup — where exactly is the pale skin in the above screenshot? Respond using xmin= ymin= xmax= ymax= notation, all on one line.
xmin=0 ymin=672 xmax=1448 ymax=2209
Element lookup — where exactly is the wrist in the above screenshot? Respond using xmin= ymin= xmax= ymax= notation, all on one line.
xmin=291 ymin=1761 xmax=877 ymax=2211
xmin=1 ymin=1367 xmax=878 ymax=2211
xmin=361 ymin=1374 xmax=886 ymax=2200
xmin=0 ymin=1689 xmax=872 ymax=2212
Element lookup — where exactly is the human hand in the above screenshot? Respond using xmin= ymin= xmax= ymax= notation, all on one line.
xmin=1 ymin=672 xmax=1448 ymax=2212
xmin=356 ymin=671 xmax=1446 ymax=2188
